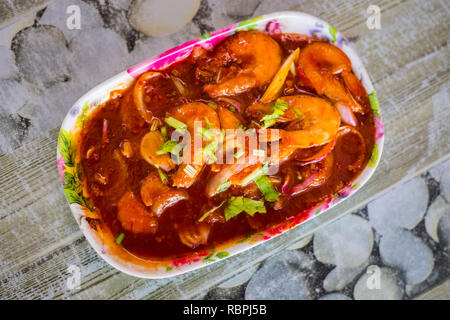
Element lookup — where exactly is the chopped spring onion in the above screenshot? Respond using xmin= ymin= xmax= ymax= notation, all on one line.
xmin=238 ymin=123 xmax=247 ymax=130
xmin=216 ymin=181 xmax=231 ymax=194
xmin=234 ymin=148 xmax=245 ymax=159
xmin=207 ymin=101 xmax=218 ymax=110
xmin=204 ymin=116 xmax=213 ymax=129
xmin=198 ymin=200 xmax=226 ymax=222
xmin=260 ymin=99 xmax=288 ymax=129
xmin=150 ymin=119 xmax=159 ymax=131
xmin=224 ymin=196 xmax=266 ymax=221
xmin=156 ymin=166 xmax=168 ymax=184
xmin=203 ymin=141 xmax=218 ymax=164
xmin=197 ymin=127 xmax=215 ymax=141
xmin=294 ymin=108 xmax=304 ymax=119
xmin=254 ymin=174 xmax=280 ymax=202
xmin=165 ymin=117 xmax=187 ymax=133
xmin=156 ymin=140 xmax=178 ymax=155
xmin=115 ymin=233 xmax=125 ymax=245
xmin=160 ymin=126 xmax=167 ymax=138
xmin=229 ymin=106 xmax=236 ymax=112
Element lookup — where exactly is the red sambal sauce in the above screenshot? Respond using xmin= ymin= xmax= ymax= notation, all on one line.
xmin=79 ymin=31 xmax=375 ymax=260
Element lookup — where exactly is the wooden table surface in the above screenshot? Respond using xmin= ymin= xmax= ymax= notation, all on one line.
xmin=0 ymin=0 xmax=449 ymax=299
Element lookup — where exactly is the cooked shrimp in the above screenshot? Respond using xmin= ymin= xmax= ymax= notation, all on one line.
xmin=257 ymin=95 xmax=340 ymax=165
xmin=117 ymin=191 xmax=158 ymax=234
xmin=133 ymin=71 xmax=162 ymax=123
xmin=278 ymin=95 xmax=341 ymax=148
xmin=170 ymin=102 xmax=221 ymax=187
xmin=218 ymin=106 xmax=242 ymax=129
xmin=140 ymin=171 xmax=170 ymax=206
xmin=140 ymin=131 xmax=176 ymax=172
xmin=178 ymin=223 xmax=211 ymax=249
xmin=152 ymin=189 xmax=188 ymax=217
xmin=299 ymin=42 xmax=363 ymax=114
xmin=289 ymin=153 xmax=334 ymax=196
xmin=201 ymin=31 xmax=282 ymax=97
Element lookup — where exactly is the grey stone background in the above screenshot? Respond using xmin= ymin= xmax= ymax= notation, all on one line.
xmin=0 ymin=0 xmax=449 ymax=300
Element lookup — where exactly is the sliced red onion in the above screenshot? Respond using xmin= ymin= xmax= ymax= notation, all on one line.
xmin=336 ymin=102 xmax=358 ymax=126
xmin=289 ymin=172 xmax=319 ymax=197
xmin=217 ymin=97 xmax=242 ymax=112
xmin=296 ymin=138 xmax=336 ymax=165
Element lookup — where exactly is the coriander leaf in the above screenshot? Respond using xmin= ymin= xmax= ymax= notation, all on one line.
xmin=254 ymin=175 xmax=280 ymax=202
xmin=224 ymin=196 xmax=266 ymax=221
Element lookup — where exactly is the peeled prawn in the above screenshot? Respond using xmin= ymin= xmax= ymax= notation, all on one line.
xmin=178 ymin=223 xmax=211 ymax=249
xmin=117 ymin=191 xmax=158 ymax=234
xmin=299 ymin=42 xmax=363 ymax=114
xmin=170 ymin=102 xmax=221 ymax=188
xmin=133 ymin=71 xmax=162 ymax=123
xmin=202 ymin=31 xmax=282 ymax=97
xmin=277 ymin=95 xmax=340 ymax=148
xmin=140 ymin=131 xmax=176 ymax=172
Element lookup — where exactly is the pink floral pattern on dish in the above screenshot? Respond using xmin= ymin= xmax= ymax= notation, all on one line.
xmin=265 ymin=19 xmax=282 ymax=34
xmin=57 ymin=155 xmax=66 ymax=183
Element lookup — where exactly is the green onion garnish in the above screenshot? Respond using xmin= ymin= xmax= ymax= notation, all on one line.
xmin=156 ymin=140 xmax=178 ymax=155
xmin=150 ymin=119 xmax=159 ymax=131
xmin=294 ymin=108 xmax=304 ymax=119
xmin=208 ymin=101 xmax=218 ymax=110
xmin=254 ymin=174 xmax=280 ymax=202
xmin=165 ymin=117 xmax=187 ymax=133
xmin=198 ymin=200 xmax=226 ymax=222
xmin=156 ymin=166 xmax=168 ymax=184
xmin=115 ymin=233 xmax=125 ymax=245
xmin=197 ymin=127 xmax=215 ymax=141
xmin=160 ymin=126 xmax=167 ymax=138
xmin=234 ymin=148 xmax=245 ymax=159
xmin=260 ymin=99 xmax=288 ymax=129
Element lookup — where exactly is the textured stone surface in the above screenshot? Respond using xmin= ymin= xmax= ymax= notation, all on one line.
xmin=129 ymin=0 xmax=200 ymax=36
xmin=319 ymin=293 xmax=351 ymax=300
xmin=441 ymin=169 xmax=450 ymax=203
xmin=313 ymin=214 xmax=373 ymax=268
xmin=425 ymin=196 xmax=450 ymax=243
xmin=380 ymin=229 xmax=434 ymax=285
xmin=39 ymin=0 xmax=104 ymax=41
xmin=69 ymin=27 xmax=128 ymax=89
xmin=323 ymin=260 xmax=369 ymax=292
xmin=245 ymin=251 xmax=312 ymax=300
xmin=353 ymin=267 xmax=404 ymax=300
xmin=368 ymin=177 xmax=429 ymax=235
xmin=12 ymin=25 xmax=71 ymax=87
xmin=0 ymin=46 xmax=18 ymax=79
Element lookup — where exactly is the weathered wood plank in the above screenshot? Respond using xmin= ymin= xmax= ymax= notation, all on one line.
xmin=414 ymin=279 xmax=450 ymax=300
xmin=0 ymin=0 xmax=449 ymax=299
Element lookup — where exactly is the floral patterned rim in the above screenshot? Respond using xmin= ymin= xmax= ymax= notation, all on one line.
xmin=57 ymin=11 xmax=384 ymax=279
